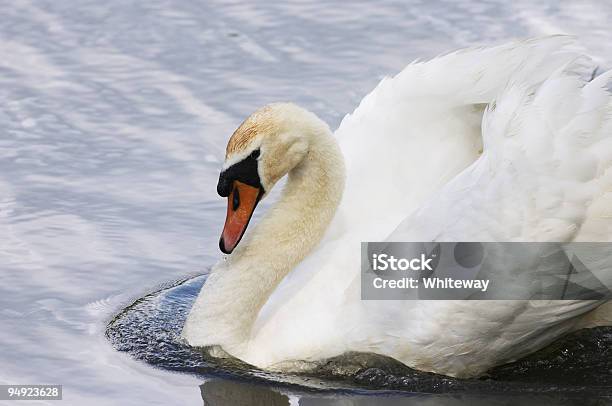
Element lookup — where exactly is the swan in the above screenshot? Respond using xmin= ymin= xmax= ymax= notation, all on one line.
xmin=182 ymin=36 xmax=612 ymax=378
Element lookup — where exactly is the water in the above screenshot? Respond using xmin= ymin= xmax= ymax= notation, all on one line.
xmin=1 ymin=0 xmax=612 ymax=404
xmin=106 ymin=275 xmax=612 ymax=404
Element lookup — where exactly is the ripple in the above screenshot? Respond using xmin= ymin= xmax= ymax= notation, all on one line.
xmin=106 ymin=275 xmax=612 ymax=398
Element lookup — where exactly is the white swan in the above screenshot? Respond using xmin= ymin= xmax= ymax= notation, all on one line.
xmin=182 ymin=36 xmax=612 ymax=378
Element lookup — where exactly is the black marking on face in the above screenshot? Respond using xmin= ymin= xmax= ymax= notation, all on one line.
xmin=217 ymin=148 xmax=263 ymax=197
xmin=232 ymin=185 xmax=240 ymax=210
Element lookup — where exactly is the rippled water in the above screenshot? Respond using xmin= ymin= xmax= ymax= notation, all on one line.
xmin=106 ymin=275 xmax=612 ymax=404
xmin=2 ymin=1 xmax=612 ymax=404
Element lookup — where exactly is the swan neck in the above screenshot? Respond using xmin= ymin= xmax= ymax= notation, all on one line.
xmin=234 ymin=124 xmax=346 ymax=294
xmin=184 ymin=124 xmax=345 ymax=352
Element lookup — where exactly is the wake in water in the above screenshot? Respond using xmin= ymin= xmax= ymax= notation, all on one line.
xmin=106 ymin=275 xmax=612 ymax=397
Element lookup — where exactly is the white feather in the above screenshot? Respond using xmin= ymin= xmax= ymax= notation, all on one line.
xmin=184 ymin=36 xmax=611 ymax=378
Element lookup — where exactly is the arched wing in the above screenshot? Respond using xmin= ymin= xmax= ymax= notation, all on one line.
xmin=250 ymin=37 xmax=593 ymax=353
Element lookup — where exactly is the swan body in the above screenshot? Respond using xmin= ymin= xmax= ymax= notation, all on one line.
xmin=182 ymin=36 xmax=612 ymax=378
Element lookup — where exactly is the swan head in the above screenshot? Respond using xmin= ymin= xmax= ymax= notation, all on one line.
xmin=217 ymin=103 xmax=325 ymax=254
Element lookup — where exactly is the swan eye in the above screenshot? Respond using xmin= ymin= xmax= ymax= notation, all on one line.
xmin=250 ymin=149 xmax=260 ymax=160
xmin=232 ymin=186 xmax=240 ymax=210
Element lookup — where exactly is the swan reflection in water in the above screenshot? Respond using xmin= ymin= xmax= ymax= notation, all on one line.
xmin=198 ymin=379 xmax=595 ymax=406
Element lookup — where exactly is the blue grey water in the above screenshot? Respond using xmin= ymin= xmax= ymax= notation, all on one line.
xmin=1 ymin=1 xmax=611 ymax=404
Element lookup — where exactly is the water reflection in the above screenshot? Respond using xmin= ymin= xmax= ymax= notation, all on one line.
xmin=107 ymin=276 xmax=612 ymax=405
xmin=200 ymin=380 xmax=290 ymax=406
xmin=199 ymin=378 xmax=601 ymax=406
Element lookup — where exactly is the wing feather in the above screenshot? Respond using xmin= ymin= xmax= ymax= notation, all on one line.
xmin=251 ymin=38 xmax=594 ymax=357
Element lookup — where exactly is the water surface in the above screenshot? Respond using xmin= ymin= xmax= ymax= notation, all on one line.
xmin=106 ymin=275 xmax=612 ymax=405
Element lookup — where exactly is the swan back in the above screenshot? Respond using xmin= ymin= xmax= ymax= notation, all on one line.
xmin=247 ymin=37 xmax=596 ymax=370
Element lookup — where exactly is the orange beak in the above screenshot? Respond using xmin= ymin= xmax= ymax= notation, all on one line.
xmin=219 ymin=180 xmax=263 ymax=254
